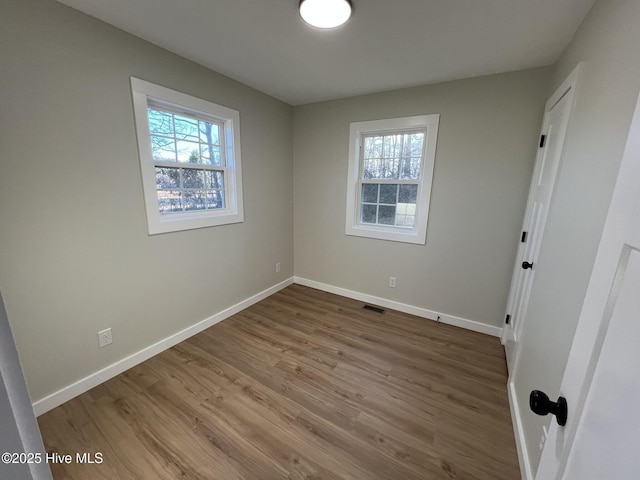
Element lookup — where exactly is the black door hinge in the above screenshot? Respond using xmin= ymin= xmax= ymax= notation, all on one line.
xmin=505 ymin=314 xmax=511 ymax=325
xmin=539 ymin=135 xmax=547 ymax=148
xmin=521 ymin=231 xmax=528 ymax=243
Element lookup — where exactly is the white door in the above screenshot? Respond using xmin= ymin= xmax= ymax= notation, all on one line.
xmin=535 ymin=91 xmax=640 ymax=479
xmin=502 ymin=64 xmax=581 ymax=371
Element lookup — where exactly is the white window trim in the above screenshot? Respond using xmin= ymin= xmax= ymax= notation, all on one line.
xmin=131 ymin=77 xmax=244 ymax=235
xmin=345 ymin=115 xmax=439 ymax=245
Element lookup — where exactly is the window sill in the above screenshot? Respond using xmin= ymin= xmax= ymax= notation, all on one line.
xmin=147 ymin=209 xmax=244 ymax=235
xmin=345 ymin=224 xmax=426 ymax=244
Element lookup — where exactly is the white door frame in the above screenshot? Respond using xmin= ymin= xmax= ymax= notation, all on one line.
xmin=502 ymin=63 xmax=582 ymax=373
xmin=0 ymin=291 xmax=52 ymax=480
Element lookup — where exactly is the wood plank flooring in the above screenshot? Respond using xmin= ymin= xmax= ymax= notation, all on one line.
xmin=38 ymin=284 xmax=520 ymax=479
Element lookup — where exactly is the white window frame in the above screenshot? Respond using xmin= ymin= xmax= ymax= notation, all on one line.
xmin=345 ymin=115 xmax=439 ymax=245
xmin=131 ymin=77 xmax=244 ymax=235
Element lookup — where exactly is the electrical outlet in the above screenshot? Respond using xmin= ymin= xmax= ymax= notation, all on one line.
xmin=276 ymin=262 xmax=281 ymax=273
xmin=389 ymin=276 xmax=397 ymax=288
xmin=98 ymin=328 xmax=112 ymax=348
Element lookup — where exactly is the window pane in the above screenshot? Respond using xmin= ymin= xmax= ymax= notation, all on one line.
xmin=158 ymin=190 xmax=182 ymax=214
xmin=176 ymin=140 xmax=201 ymax=163
xmin=398 ymin=184 xmax=418 ymax=204
xmin=379 ymin=184 xmax=398 ymax=204
xmin=395 ymin=214 xmax=415 ymax=227
xmin=409 ymin=132 xmax=425 ymax=156
xmin=395 ymin=134 xmax=404 ymax=157
xmin=395 ymin=203 xmax=416 ymax=228
xmin=174 ymin=115 xmax=200 ymax=142
xmin=382 ymin=135 xmax=398 ymax=158
xmin=364 ymin=136 xmax=382 ymax=159
xmin=200 ymin=144 xmax=222 ymax=166
xmin=363 ymin=159 xmax=380 ymax=179
xmin=183 ymin=169 xmax=205 ymax=188
xmin=184 ymin=191 xmax=207 ymax=211
xmin=361 ymin=183 xmax=378 ymax=203
xmin=199 ymin=121 xmax=220 ymax=145
xmin=378 ymin=205 xmax=396 ymax=225
xmin=155 ymin=167 xmax=180 ymax=189
xmin=400 ymin=157 xmax=421 ymax=179
xmin=206 ymin=190 xmax=225 ymax=209
xmin=380 ymin=158 xmax=399 ymax=179
xmin=205 ymin=170 xmax=224 ymax=189
xmin=151 ymin=135 xmax=176 ymax=161
xmin=361 ymin=204 xmax=377 ymax=224
xmin=147 ymin=109 xmax=173 ymax=136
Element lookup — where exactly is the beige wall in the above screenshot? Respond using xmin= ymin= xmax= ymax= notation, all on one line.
xmin=513 ymin=0 xmax=640 ymax=474
xmin=0 ymin=0 xmax=293 ymax=403
xmin=293 ymin=68 xmax=551 ymax=328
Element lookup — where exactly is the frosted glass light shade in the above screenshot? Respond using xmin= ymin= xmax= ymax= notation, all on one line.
xmin=299 ymin=0 xmax=352 ymax=29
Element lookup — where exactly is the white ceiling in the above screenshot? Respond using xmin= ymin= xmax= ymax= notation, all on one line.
xmin=57 ymin=0 xmax=595 ymax=105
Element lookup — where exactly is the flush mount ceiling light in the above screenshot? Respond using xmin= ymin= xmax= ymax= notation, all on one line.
xmin=299 ymin=0 xmax=352 ymax=29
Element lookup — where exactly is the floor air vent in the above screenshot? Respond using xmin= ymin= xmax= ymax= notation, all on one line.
xmin=363 ymin=304 xmax=385 ymax=314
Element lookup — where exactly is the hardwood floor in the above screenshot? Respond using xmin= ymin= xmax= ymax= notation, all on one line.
xmin=38 ymin=284 xmax=520 ymax=479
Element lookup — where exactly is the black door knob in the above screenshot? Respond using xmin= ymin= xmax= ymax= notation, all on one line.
xmin=529 ymin=390 xmax=568 ymax=426
xmin=522 ymin=261 xmax=534 ymax=270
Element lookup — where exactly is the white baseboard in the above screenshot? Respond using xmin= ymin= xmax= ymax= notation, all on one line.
xmin=293 ymin=277 xmax=502 ymax=337
xmin=508 ymin=379 xmax=533 ymax=480
xmin=33 ymin=277 xmax=294 ymax=416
